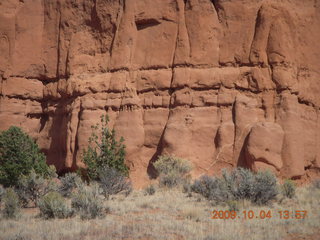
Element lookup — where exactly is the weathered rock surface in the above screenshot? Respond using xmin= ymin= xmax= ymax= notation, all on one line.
xmin=1 ymin=0 xmax=320 ymax=187
xmin=245 ymin=122 xmax=284 ymax=172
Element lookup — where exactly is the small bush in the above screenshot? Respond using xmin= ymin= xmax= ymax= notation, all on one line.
xmin=182 ymin=182 xmax=192 ymax=194
xmin=16 ymin=169 xmax=53 ymax=207
xmin=191 ymin=175 xmax=230 ymax=203
xmin=82 ymin=115 xmax=128 ymax=181
xmin=153 ymin=155 xmax=192 ymax=188
xmin=281 ymin=179 xmax=296 ymax=199
xmin=312 ymin=179 xmax=320 ymax=189
xmin=222 ymin=168 xmax=255 ymax=200
xmin=2 ymin=188 xmax=20 ymax=219
xmin=144 ymin=185 xmax=156 ymax=196
xmin=191 ymin=168 xmax=278 ymax=205
xmin=46 ymin=165 xmax=58 ymax=179
xmin=0 ymin=126 xmax=52 ymax=187
xmin=59 ymin=172 xmax=83 ymax=197
xmin=98 ymin=167 xmax=132 ymax=198
xmin=71 ymin=184 xmax=105 ymax=220
xmin=38 ymin=192 xmax=73 ymax=219
xmin=250 ymin=171 xmax=278 ymax=205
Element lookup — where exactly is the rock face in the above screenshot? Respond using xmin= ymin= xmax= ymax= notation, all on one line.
xmin=1 ymin=0 xmax=320 ymax=187
xmin=245 ymin=122 xmax=284 ymax=172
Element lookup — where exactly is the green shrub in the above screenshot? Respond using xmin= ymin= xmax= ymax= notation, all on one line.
xmin=45 ymin=165 xmax=58 ymax=179
xmin=0 ymin=126 xmax=52 ymax=187
xmin=191 ymin=168 xmax=278 ymax=205
xmin=191 ymin=175 xmax=230 ymax=203
xmin=15 ymin=169 xmax=57 ymax=207
xmin=98 ymin=167 xmax=132 ymax=198
xmin=71 ymin=184 xmax=105 ymax=220
xmin=38 ymin=191 xmax=73 ymax=219
xmin=251 ymin=170 xmax=278 ymax=205
xmin=82 ymin=115 xmax=128 ymax=181
xmin=144 ymin=184 xmax=156 ymax=196
xmin=59 ymin=172 xmax=84 ymax=197
xmin=2 ymin=188 xmax=20 ymax=219
xmin=153 ymin=155 xmax=192 ymax=188
xmin=281 ymin=179 xmax=296 ymax=199
xmin=222 ymin=168 xmax=255 ymax=200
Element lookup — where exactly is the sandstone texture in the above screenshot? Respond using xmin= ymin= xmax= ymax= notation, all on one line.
xmin=1 ymin=0 xmax=320 ymax=187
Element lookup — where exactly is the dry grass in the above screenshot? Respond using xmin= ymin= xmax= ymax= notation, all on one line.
xmin=0 ymin=185 xmax=319 ymax=240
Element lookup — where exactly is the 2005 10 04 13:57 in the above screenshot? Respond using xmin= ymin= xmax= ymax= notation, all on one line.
xmin=211 ymin=210 xmax=308 ymax=220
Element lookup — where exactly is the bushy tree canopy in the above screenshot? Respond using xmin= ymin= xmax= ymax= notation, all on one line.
xmin=82 ymin=115 xmax=129 ymax=181
xmin=0 ymin=126 xmax=50 ymax=187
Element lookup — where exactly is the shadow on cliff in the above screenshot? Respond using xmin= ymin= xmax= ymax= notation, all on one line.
xmin=237 ymin=134 xmax=254 ymax=170
xmin=43 ymin=98 xmax=78 ymax=175
xmin=146 ymin=128 xmax=167 ymax=179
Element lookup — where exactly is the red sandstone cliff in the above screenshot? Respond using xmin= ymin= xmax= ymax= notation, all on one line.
xmin=1 ymin=0 xmax=320 ymax=187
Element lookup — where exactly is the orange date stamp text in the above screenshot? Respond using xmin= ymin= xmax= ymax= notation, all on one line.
xmin=210 ymin=210 xmax=308 ymax=220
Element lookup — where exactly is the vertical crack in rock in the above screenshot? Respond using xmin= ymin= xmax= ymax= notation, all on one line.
xmin=211 ymin=0 xmax=222 ymax=23
xmin=56 ymin=11 xmax=62 ymax=78
xmin=109 ymin=0 xmax=124 ymax=61
xmin=72 ymin=98 xmax=82 ymax=170
xmin=183 ymin=0 xmax=192 ymax=60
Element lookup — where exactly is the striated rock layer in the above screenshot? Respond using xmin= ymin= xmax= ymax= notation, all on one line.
xmin=1 ymin=0 xmax=320 ymax=187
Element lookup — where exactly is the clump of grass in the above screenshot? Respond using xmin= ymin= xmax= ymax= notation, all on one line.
xmin=281 ymin=179 xmax=296 ymax=199
xmin=2 ymin=188 xmax=20 ymax=219
xmin=144 ymin=184 xmax=156 ymax=196
xmin=227 ymin=200 xmax=240 ymax=211
xmin=153 ymin=155 xmax=192 ymax=188
xmin=182 ymin=181 xmax=193 ymax=197
xmin=312 ymin=179 xmax=320 ymax=190
xmin=139 ymin=202 xmax=151 ymax=209
xmin=0 ymin=184 xmax=5 ymax=202
xmin=181 ymin=207 xmax=201 ymax=221
xmin=71 ymin=184 xmax=106 ymax=220
xmin=6 ymin=232 xmax=31 ymax=240
xmin=38 ymin=191 xmax=73 ymax=219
